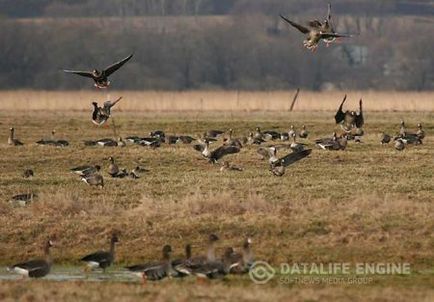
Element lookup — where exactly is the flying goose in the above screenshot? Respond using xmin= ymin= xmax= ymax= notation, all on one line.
xmin=126 ymin=245 xmax=175 ymax=281
xmin=81 ymin=233 xmax=119 ymax=272
xmin=335 ymin=96 xmax=364 ymax=132
xmin=70 ymin=164 xmax=101 ymax=176
xmin=220 ymin=161 xmax=243 ymax=172
xmin=280 ymin=14 xmax=352 ymax=51
xmin=299 ymin=125 xmax=309 ymax=138
xmin=319 ymin=3 xmax=346 ymax=47
xmin=8 ymin=127 xmax=23 ymax=146
xmin=8 ymin=239 xmax=54 ymax=278
xmin=193 ymin=140 xmax=240 ymax=163
xmin=228 ymin=238 xmax=254 ymax=274
xmin=91 ymin=97 xmax=122 ymax=126
xmin=269 ymin=148 xmax=312 ymax=176
xmin=81 ymin=172 xmax=104 ymax=188
xmin=63 ymin=53 xmax=133 ymax=89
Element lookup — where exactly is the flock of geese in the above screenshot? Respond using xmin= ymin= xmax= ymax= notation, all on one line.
xmin=4 ymin=3 xmax=428 ymax=282
xmin=8 ymin=233 xmax=253 ymax=282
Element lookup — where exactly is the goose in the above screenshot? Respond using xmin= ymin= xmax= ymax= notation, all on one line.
xmin=117 ymin=137 xmax=126 ymax=147
xmin=126 ymin=245 xmax=175 ymax=282
xmin=150 ymin=130 xmax=166 ymax=140
xmin=171 ymin=244 xmax=193 ymax=278
xmin=416 ymin=123 xmax=425 ymax=140
xmin=36 ymin=130 xmax=69 ymax=147
xmin=112 ymin=168 xmax=129 ymax=178
xmin=175 ymin=247 xmax=236 ymax=280
xmin=206 ymin=130 xmax=225 ymax=139
xmin=337 ymin=133 xmax=348 ymax=150
xmin=224 ymin=129 xmax=243 ymax=148
xmin=228 ymin=238 xmax=254 ymax=274
xmin=70 ymin=164 xmax=101 ymax=176
xmin=280 ymin=132 xmax=289 ymax=141
xmin=8 ymin=127 xmax=23 ymax=146
xmin=299 ymin=125 xmax=309 ymax=138
xmin=23 ymin=169 xmax=34 ymax=178
xmin=315 ymin=132 xmax=340 ymax=150
xmin=248 ymin=132 xmax=265 ymax=145
xmin=269 ymin=148 xmax=312 ymax=176
xmin=220 ymin=161 xmax=243 ymax=172
xmin=319 ymin=3 xmax=349 ymax=47
xmin=8 ymin=239 xmax=54 ymax=278
xmin=91 ymin=97 xmax=122 ymax=126
xmin=290 ymin=133 xmax=306 ymax=152
xmin=395 ymin=138 xmax=405 ymax=151
xmin=165 ymin=135 xmax=179 ymax=144
xmin=288 ymin=125 xmax=296 ymax=138
xmin=257 ymin=146 xmax=273 ymax=160
xmin=381 ymin=133 xmax=391 ymax=145
xmin=193 ymin=140 xmax=240 ymax=163
xmin=178 ymin=135 xmax=195 ymax=144
xmin=399 ymin=120 xmax=406 ymax=136
xmin=81 ymin=173 xmax=104 ymax=188
xmin=280 ymin=14 xmax=352 ymax=51
xmin=335 ymin=96 xmax=364 ymax=132
xmin=83 ymin=138 xmax=118 ymax=147
xmin=63 ymin=53 xmax=133 ymax=89
xmin=81 ymin=233 xmax=119 ymax=272
xmin=262 ymin=130 xmax=280 ymax=140
xmin=10 ymin=193 xmax=37 ymax=206
xmin=253 ymin=127 xmax=264 ymax=140
xmin=107 ymin=157 xmax=119 ymax=177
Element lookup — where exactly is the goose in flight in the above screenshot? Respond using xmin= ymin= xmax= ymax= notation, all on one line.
xmin=280 ymin=13 xmax=352 ymax=51
xmin=334 ymin=95 xmax=364 ymax=132
xmin=193 ymin=140 xmax=240 ymax=163
xmin=63 ymin=53 xmax=133 ymax=88
xmin=92 ymin=97 xmax=122 ymax=126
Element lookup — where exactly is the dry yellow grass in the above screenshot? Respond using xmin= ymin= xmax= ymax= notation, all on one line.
xmin=0 ymin=90 xmax=433 ymax=112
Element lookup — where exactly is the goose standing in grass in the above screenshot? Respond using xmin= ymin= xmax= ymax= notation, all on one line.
xmin=63 ymin=53 xmax=133 ymax=89
xmin=220 ymin=161 xmax=243 ymax=172
xmin=224 ymin=129 xmax=243 ymax=148
xmin=8 ymin=127 xmax=23 ymax=146
xmin=23 ymin=169 xmax=34 ymax=179
xmin=229 ymin=238 xmax=254 ymax=274
xmin=290 ymin=133 xmax=306 ymax=152
xmin=262 ymin=130 xmax=280 ymax=140
xmin=395 ymin=138 xmax=405 ymax=151
xmin=91 ymin=97 xmax=122 ymax=126
xmin=399 ymin=120 xmax=406 ymax=136
xmin=280 ymin=14 xmax=352 ymax=51
xmin=70 ymin=164 xmax=101 ymax=177
xmin=288 ymin=125 xmax=296 ymax=138
xmin=193 ymin=140 xmax=240 ymax=163
xmin=315 ymin=132 xmax=340 ymax=150
xmin=81 ymin=234 xmax=119 ymax=272
xmin=107 ymin=157 xmax=120 ymax=177
xmin=81 ymin=172 xmax=104 ymax=188
xmin=416 ymin=123 xmax=425 ymax=140
xmin=171 ymin=244 xmax=193 ymax=278
xmin=248 ymin=132 xmax=265 ymax=145
xmin=126 ymin=245 xmax=175 ymax=282
xmin=8 ymin=239 xmax=54 ymax=278
xmin=381 ymin=133 xmax=391 ymax=145
xmin=269 ymin=148 xmax=312 ymax=176
xmin=299 ymin=125 xmax=309 ymax=138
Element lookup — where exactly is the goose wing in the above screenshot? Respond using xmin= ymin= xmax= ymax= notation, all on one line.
xmin=81 ymin=250 xmax=111 ymax=264
xmin=104 ymin=53 xmax=134 ymax=76
xmin=63 ymin=70 xmax=94 ymax=78
xmin=355 ymin=99 xmax=364 ymax=128
xmin=193 ymin=144 xmax=206 ymax=153
xmin=210 ymin=145 xmax=240 ymax=161
xmin=334 ymin=94 xmax=347 ymax=124
xmin=278 ymin=149 xmax=312 ymax=167
xmin=280 ymin=15 xmax=311 ymax=34
xmin=11 ymin=259 xmax=47 ymax=272
xmin=103 ymin=97 xmax=122 ymax=111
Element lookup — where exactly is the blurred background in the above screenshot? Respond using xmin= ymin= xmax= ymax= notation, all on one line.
xmin=0 ymin=0 xmax=433 ymax=91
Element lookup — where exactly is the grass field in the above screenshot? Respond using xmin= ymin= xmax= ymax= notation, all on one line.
xmin=0 ymin=98 xmax=433 ymax=301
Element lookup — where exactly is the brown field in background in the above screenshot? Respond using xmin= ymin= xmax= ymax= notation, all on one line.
xmin=0 ymin=90 xmax=433 ymax=112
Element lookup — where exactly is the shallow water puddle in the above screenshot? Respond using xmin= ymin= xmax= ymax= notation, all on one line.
xmin=0 ymin=266 xmax=140 ymax=282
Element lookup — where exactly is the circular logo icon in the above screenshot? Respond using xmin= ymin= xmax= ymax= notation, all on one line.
xmin=249 ymin=261 xmax=275 ymax=284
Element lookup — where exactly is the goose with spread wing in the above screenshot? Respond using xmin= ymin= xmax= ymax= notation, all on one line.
xmin=335 ymin=95 xmax=364 ymax=132
xmin=92 ymin=97 xmax=122 ymax=126
xmin=64 ymin=53 xmax=133 ymax=88
xmin=269 ymin=148 xmax=312 ymax=176
xmin=193 ymin=140 xmax=240 ymax=163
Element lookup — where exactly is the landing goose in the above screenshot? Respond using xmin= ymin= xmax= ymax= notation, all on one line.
xmin=193 ymin=140 xmax=240 ymax=163
xmin=91 ymin=97 xmax=122 ymax=126
xmin=335 ymin=96 xmax=364 ymax=132
xmin=269 ymin=148 xmax=312 ymax=176
xmin=8 ymin=127 xmax=23 ymax=146
xmin=64 ymin=53 xmax=133 ymax=89
xmin=280 ymin=14 xmax=352 ymax=51
xmin=81 ymin=233 xmax=119 ymax=272
xmin=8 ymin=239 xmax=54 ymax=278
